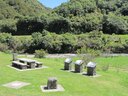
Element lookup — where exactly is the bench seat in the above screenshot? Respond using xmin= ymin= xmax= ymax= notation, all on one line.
xmin=35 ymin=61 xmax=43 ymax=68
xmin=12 ymin=61 xmax=27 ymax=70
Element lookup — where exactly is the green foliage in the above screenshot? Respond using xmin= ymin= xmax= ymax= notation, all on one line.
xmin=77 ymin=31 xmax=102 ymax=65
xmin=0 ymin=0 xmax=128 ymax=53
xmin=42 ymin=33 xmax=63 ymax=53
xmin=68 ymin=13 xmax=102 ymax=34
xmin=77 ymin=46 xmax=101 ymax=66
xmin=97 ymin=0 xmax=118 ymax=14
xmin=0 ymin=0 xmax=19 ymax=19
xmin=0 ymin=0 xmax=50 ymax=34
xmin=8 ymin=36 xmax=32 ymax=53
xmin=103 ymin=14 xmax=128 ymax=34
xmin=0 ymin=33 xmax=12 ymax=43
xmin=31 ymin=32 xmax=43 ymax=46
xmin=30 ymin=31 xmax=128 ymax=53
xmin=48 ymin=17 xmax=70 ymax=34
xmin=0 ymin=33 xmax=32 ymax=53
xmin=35 ymin=49 xmax=47 ymax=58
xmin=1 ymin=32 xmax=128 ymax=54
xmin=0 ymin=0 xmax=49 ymax=20
xmin=0 ymin=0 xmax=128 ymax=35
xmin=54 ymin=0 xmax=128 ymax=34
xmin=54 ymin=0 xmax=97 ymax=17
xmin=77 ymin=31 xmax=104 ymax=51
xmin=30 ymin=32 xmax=77 ymax=53
xmin=31 ymin=32 xmax=63 ymax=53
xmin=16 ymin=16 xmax=47 ymax=35
xmin=120 ymin=2 xmax=128 ymax=16
xmin=61 ymin=33 xmax=77 ymax=53
xmin=0 ymin=43 xmax=8 ymax=52
xmin=0 ymin=19 xmax=17 ymax=33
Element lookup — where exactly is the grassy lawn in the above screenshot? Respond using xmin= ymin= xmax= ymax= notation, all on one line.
xmin=13 ymin=35 xmax=128 ymax=48
xmin=13 ymin=35 xmax=32 ymax=40
xmin=0 ymin=52 xmax=128 ymax=96
xmin=119 ymin=35 xmax=128 ymax=40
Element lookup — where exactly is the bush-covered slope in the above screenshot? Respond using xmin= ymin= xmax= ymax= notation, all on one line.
xmin=53 ymin=0 xmax=128 ymax=34
xmin=0 ymin=0 xmax=128 ymax=35
xmin=54 ymin=0 xmax=128 ymax=17
xmin=0 ymin=0 xmax=49 ymax=19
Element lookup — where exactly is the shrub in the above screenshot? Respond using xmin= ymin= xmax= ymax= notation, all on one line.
xmin=16 ymin=17 xmax=46 ymax=35
xmin=21 ymin=38 xmax=32 ymax=53
xmin=77 ymin=46 xmax=101 ymax=66
xmin=35 ymin=49 xmax=47 ymax=58
xmin=61 ymin=33 xmax=77 ymax=53
xmin=0 ymin=33 xmax=12 ymax=43
xmin=8 ymin=37 xmax=23 ymax=53
xmin=103 ymin=15 xmax=128 ymax=34
xmin=0 ymin=43 xmax=9 ymax=52
xmin=31 ymin=32 xmax=43 ymax=46
xmin=0 ymin=19 xmax=17 ymax=33
xmin=41 ymin=33 xmax=63 ymax=53
xmin=48 ymin=17 xmax=70 ymax=34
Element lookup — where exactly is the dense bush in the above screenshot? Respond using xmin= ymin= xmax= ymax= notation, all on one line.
xmin=61 ymin=33 xmax=77 ymax=53
xmin=29 ymin=31 xmax=128 ymax=54
xmin=0 ymin=19 xmax=17 ymax=33
xmin=0 ymin=32 xmax=128 ymax=54
xmin=0 ymin=33 xmax=32 ymax=53
xmin=35 ymin=49 xmax=47 ymax=58
xmin=30 ymin=32 xmax=62 ymax=53
xmin=54 ymin=0 xmax=128 ymax=34
xmin=103 ymin=14 xmax=128 ymax=34
xmin=48 ymin=17 xmax=70 ymax=34
xmin=54 ymin=0 xmax=97 ymax=17
xmin=0 ymin=33 xmax=12 ymax=43
xmin=0 ymin=0 xmax=49 ymax=20
xmin=0 ymin=43 xmax=9 ymax=52
xmin=16 ymin=17 xmax=47 ymax=35
xmin=8 ymin=37 xmax=32 ymax=53
xmin=0 ymin=0 xmax=128 ymax=54
xmin=0 ymin=0 xmax=128 ymax=35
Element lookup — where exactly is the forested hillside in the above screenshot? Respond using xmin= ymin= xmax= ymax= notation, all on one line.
xmin=0 ymin=0 xmax=128 ymax=54
xmin=54 ymin=0 xmax=128 ymax=34
xmin=0 ymin=0 xmax=49 ymax=19
xmin=0 ymin=0 xmax=128 ymax=35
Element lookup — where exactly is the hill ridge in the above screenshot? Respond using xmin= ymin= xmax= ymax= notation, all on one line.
xmin=0 ymin=0 xmax=49 ymax=19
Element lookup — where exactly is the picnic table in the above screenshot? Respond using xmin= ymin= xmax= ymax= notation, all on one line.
xmin=18 ymin=58 xmax=36 ymax=68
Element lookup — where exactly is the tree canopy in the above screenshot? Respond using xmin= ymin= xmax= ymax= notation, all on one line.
xmin=0 ymin=0 xmax=128 ymax=35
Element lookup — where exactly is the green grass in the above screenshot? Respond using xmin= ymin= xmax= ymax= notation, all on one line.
xmin=13 ymin=35 xmax=32 ymax=40
xmin=119 ymin=35 xmax=128 ymax=40
xmin=103 ymin=34 xmax=128 ymax=41
xmin=13 ymin=34 xmax=128 ymax=46
xmin=0 ymin=52 xmax=128 ymax=96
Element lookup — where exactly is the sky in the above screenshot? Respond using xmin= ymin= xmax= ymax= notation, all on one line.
xmin=38 ymin=0 xmax=68 ymax=9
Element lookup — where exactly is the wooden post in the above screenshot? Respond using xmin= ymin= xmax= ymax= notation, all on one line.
xmin=12 ymin=53 xmax=17 ymax=61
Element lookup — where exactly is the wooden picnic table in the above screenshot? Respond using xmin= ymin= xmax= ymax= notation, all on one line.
xmin=18 ymin=58 xmax=36 ymax=68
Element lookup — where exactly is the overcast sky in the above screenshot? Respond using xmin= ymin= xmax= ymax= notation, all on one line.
xmin=38 ymin=0 xmax=68 ymax=8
